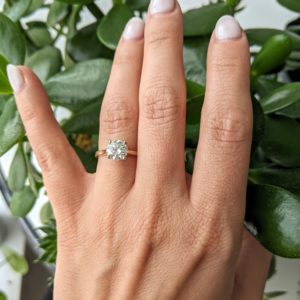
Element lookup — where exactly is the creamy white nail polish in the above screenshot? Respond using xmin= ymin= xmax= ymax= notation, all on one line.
xmin=150 ymin=0 xmax=175 ymax=14
xmin=123 ymin=17 xmax=145 ymax=40
xmin=215 ymin=15 xmax=242 ymax=40
xmin=6 ymin=64 xmax=24 ymax=92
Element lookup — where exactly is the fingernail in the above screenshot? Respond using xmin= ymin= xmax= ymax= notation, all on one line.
xmin=215 ymin=15 xmax=242 ymax=40
xmin=150 ymin=0 xmax=175 ymax=14
xmin=123 ymin=17 xmax=145 ymax=40
xmin=6 ymin=64 xmax=24 ymax=93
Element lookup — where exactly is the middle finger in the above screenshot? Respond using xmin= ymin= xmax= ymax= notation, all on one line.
xmin=136 ymin=0 xmax=186 ymax=186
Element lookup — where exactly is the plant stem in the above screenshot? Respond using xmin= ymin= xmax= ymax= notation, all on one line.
xmin=51 ymin=26 xmax=65 ymax=45
xmin=226 ymin=0 xmax=241 ymax=7
xmin=67 ymin=4 xmax=82 ymax=38
xmin=113 ymin=0 xmax=123 ymax=5
xmin=86 ymin=3 xmax=104 ymax=20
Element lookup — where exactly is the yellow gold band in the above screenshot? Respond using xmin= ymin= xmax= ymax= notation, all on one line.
xmin=95 ymin=150 xmax=137 ymax=158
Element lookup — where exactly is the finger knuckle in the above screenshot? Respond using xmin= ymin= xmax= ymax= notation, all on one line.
xmin=204 ymin=108 xmax=252 ymax=144
xmin=192 ymin=209 xmax=236 ymax=260
xmin=211 ymin=56 xmax=240 ymax=76
xmin=113 ymin=51 xmax=135 ymax=67
xmin=198 ymin=208 xmax=224 ymax=245
xmin=101 ymin=99 xmax=135 ymax=135
xmin=142 ymin=78 xmax=182 ymax=127
xmin=21 ymin=104 xmax=37 ymax=124
xmin=205 ymin=216 xmax=231 ymax=248
xmin=208 ymin=229 xmax=236 ymax=263
xmin=147 ymin=29 xmax=174 ymax=49
xmin=34 ymin=143 xmax=62 ymax=174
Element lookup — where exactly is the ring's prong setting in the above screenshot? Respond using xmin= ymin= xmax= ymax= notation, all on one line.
xmin=106 ymin=140 xmax=128 ymax=160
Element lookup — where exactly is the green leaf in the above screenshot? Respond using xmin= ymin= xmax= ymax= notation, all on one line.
xmin=288 ymin=24 xmax=300 ymax=34
xmin=97 ymin=4 xmax=134 ymax=50
xmin=246 ymin=184 xmax=300 ymax=258
xmin=186 ymin=80 xmax=205 ymax=101
xmin=72 ymin=144 xmax=97 ymax=173
xmin=40 ymin=202 xmax=54 ymax=225
xmin=0 ymin=13 xmax=26 ymax=65
xmin=0 ymin=95 xmax=10 ymax=114
xmin=264 ymin=291 xmax=287 ymax=298
xmin=10 ymin=186 xmax=36 ymax=218
xmin=250 ymin=147 xmax=270 ymax=169
xmin=45 ymin=59 xmax=112 ymax=111
xmin=67 ymin=23 xmax=114 ymax=62
xmin=126 ymin=0 xmax=149 ymax=11
xmin=285 ymin=58 xmax=300 ymax=71
xmin=186 ymin=82 xmax=205 ymax=124
xmin=277 ymin=0 xmax=300 ymax=12
xmin=24 ymin=153 xmax=43 ymax=196
xmin=261 ymin=115 xmax=300 ymax=167
xmin=249 ymin=167 xmax=300 ymax=197
xmin=26 ymin=0 xmax=44 ymax=15
xmin=5 ymin=0 xmax=32 ymax=22
xmin=26 ymin=21 xmax=52 ymax=48
xmin=267 ymin=256 xmax=276 ymax=279
xmin=251 ymin=34 xmax=293 ymax=77
xmin=0 ymin=98 xmax=24 ymax=156
xmin=252 ymin=77 xmax=284 ymax=98
xmin=2 ymin=247 xmax=29 ymax=275
xmin=0 ymin=291 xmax=7 ymax=300
xmin=183 ymin=37 xmax=209 ymax=86
xmin=0 ymin=54 xmax=12 ymax=95
xmin=8 ymin=144 xmax=27 ymax=192
xmin=251 ymin=98 xmax=265 ymax=154
xmin=62 ymin=100 xmax=101 ymax=134
xmin=259 ymin=82 xmax=300 ymax=114
xmin=113 ymin=0 xmax=123 ymax=5
xmin=277 ymin=100 xmax=300 ymax=118
xmin=26 ymin=46 xmax=62 ymax=82
xmin=183 ymin=3 xmax=232 ymax=37
xmin=289 ymin=50 xmax=300 ymax=60
xmin=246 ymin=28 xmax=300 ymax=50
xmin=226 ymin=0 xmax=241 ymax=6
xmin=56 ymin=0 xmax=93 ymax=4
xmin=47 ymin=1 xmax=69 ymax=27
xmin=186 ymin=123 xmax=200 ymax=148
xmin=38 ymin=219 xmax=57 ymax=264
xmin=185 ymin=148 xmax=196 ymax=175
xmin=185 ymin=81 xmax=205 ymax=147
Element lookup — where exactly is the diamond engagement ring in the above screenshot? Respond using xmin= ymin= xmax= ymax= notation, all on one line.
xmin=95 ymin=140 xmax=137 ymax=160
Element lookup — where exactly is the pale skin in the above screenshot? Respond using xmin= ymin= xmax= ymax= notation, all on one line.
xmin=9 ymin=2 xmax=271 ymax=299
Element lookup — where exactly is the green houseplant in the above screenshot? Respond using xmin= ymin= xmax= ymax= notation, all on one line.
xmin=0 ymin=0 xmax=299 ymax=289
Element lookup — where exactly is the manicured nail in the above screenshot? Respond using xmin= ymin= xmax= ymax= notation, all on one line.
xmin=215 ymin=15 xmax=242 ymax=40
xmin=150 ymin=0 xmax=175 ymax=14
xmin=123 ymin=17 xmax=145 ymax=40
xmin=6 ymin=64 xmax=24 ymax=92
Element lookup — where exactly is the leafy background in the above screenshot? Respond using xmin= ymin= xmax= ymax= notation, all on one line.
xmin=0 ymin=0 xmax=300 ymax=299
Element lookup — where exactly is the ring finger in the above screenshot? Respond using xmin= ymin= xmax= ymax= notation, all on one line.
xmin=96 ymin=17 xmax=145 ymax=192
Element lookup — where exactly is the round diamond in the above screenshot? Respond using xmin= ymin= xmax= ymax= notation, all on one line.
xmin=106 ymin=140 xmax=128 ymax=160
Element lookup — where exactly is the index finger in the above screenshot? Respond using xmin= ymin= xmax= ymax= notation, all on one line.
xmin=7 ymin=65 xmax=88 ymax=212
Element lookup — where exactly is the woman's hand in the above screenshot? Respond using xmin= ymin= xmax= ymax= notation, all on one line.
xmin=7 ymin=0 xmax=271 ymax=299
